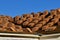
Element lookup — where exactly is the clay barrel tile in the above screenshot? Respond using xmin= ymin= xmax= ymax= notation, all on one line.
xmin=43 ymin=10 xmax=48 ymax=15
xmin=15 ymin=25 xmax=23 ymax=32
xmin=51 ymin=18 xmax=59 ymax=23
xmin=32 ymin=20 xmax=39 ymax=24
xmin=0 ymin=28 xmax=7 ymax=32
xmin=50 ymin=9 xmax=57 ymax=16
xmin=39 ymin=21 xmax=46 ymax=25
xmin=32 ymin=23 xmax=43 ymax=32
xmin=33 ymin=17 xmax=39 ymax=20
xmin=41 ymin=15 xmax=45 ymax=19
xmin=56 ymin=8 xmax=60 ymax=13
xmin=42 ymin=10 xmax=49 ymax=18
xmin=23 ymin=21 xmax=29 ymax=26
xmin=26 ymin=28 xmax=32 ymax=33
xmin=44 ymin=26 xmax=57 ymax=31
xmin=16 ymin=20 xmax=23 ymax=24
xmin=6 ymin=16 xmax=14 ymax=22
xmin=22 ymin=14 xmax=32 ymax=18
xmin=33 ymin=13 xmax=40 ymax=17
xmin=7 ymin=22 xmax=16 ymax=32
xmin=3 ymin=16 xmax=8 ymax=21
xmin=26 ymin=18 xmax=33 ymax=22
xmin=42 ymin=25 xmax=49 ymax=31
xmin=44 ymin=18 xmax=50 ymax=22
xmin=35 ymin=23 xmax=43 ymax=28
xmin=33 ymin=17 xmax=42 ymax=21
xmin=48 ymin=22 xmax=54 ymax=26
xmin=48 ymin=15 xmax=53 ymax=19
xmin=21 ymin=17 xmax=26 ymax=21
xmin=28 ymin=23 xmax=35 ymax=27
xmin=3 ymin=22 xmax=9 ymax=28
xmin=0 ymin=23 xmax=8 ymax=29
xmin=0 ymin=21 xmax=9 ymax=28
xmin=38 ymin=17 xmax=42 ymax=21
xmin=10 ymin=27 xmax=16 ymax=32
xmin=14 ymin=16 xmax=21 ymax=21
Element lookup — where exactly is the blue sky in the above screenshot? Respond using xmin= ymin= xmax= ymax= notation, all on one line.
xmin=0 ymin=0 xmax=60 ymax=17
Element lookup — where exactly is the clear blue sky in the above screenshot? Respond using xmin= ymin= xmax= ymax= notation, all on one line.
xmin=0 ymin=0 xmax=60 ymax=17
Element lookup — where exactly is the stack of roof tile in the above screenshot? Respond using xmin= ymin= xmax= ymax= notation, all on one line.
xmin=0 ymin=8 xmax=60 ymax=34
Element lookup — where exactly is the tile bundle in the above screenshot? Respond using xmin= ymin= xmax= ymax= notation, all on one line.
xmin=0 ymin=8 xmax=60 ymax=34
